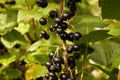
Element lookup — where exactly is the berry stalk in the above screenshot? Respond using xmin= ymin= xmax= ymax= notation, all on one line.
xmin=58 ymin=0 xmax=69 ymax=73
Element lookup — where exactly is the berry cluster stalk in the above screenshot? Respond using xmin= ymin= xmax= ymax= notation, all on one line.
xmin=59 ymin=0 xmax=69 ymax=73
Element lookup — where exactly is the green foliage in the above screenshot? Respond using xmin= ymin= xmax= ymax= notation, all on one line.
xmin=0 ymin=0 xmax=120 ymax=80
xmin=100 ymin=0 xmax=120 ymax=20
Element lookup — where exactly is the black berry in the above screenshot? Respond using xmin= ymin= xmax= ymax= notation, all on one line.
xmin=68 ymin=32 xmax=74 ymax=42
xmin=56 ymin=28 xmax=64 ymax=34
xmin=61 ymin=22 xmax=68 ymax=30
xmin=53 ymin=57 xmax=62 ymax=64
xmin=54 ymin=17 xmax=62 ymax=25
xmin=62 ymin=11 xmax=71 ymax=21
xmin=60 ymin=32 xmax=69 ymax=40
xmin=49 ymin=65 xmax=56 ymax=72
xmin=36 ymin=0 xmax=48 ymax=8
xmin=60 ymin=73 xmax=69 ymax=80
xmin=74 ymin=32 xmax=82 ymax=40
xmin=45 ymin=73 xmax=49 ymax=79
xmin=49 ymin=10 xmax=58 ymax=19
xmin=74 ymin=44 xmax=80 ymax=51
xmin=39 ymin=18 xmax=47 ymax=25
xmin=49 ymin=51 xmax=55 ymax=59
xmin=74 ymin=53 xmax=80 ymax=59
xmin=45 ymin=61 xmax=53 ymax=68
xmin=66 ymin=45 xmax=74 ymax=53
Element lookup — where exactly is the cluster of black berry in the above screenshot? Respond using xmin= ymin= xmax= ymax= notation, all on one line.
xmin=36 ymin=0 xmax=82 ymax=80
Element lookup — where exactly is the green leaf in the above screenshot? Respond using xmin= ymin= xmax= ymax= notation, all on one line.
xmin=112 ymin=53 xmax=120 ymax=69
xmin=2 ymin=68 xmax=21 ymax=79
xmin=27 ymin=40 xmax=41 ymax=52
xmin=25 ymin=0 xmax=36 ymax=6
xmin=100 ymin=0 xmax=120 ymax=20
xmin=105 ymin=21 xmax=120 ymax=36
xmin=25 ymin=64 xmax=48 ymax=79
xmin=0 ymin=54 xmax=16 ymax=66
xmin=15 ymin=23 xmax=30 ymax=35
xmin=81 ymin=30 xmax=110 ymax=43
xmin=89 ymin=41 xmax=120 ymax=66
xmin=1 ymin=29 xmax=27 ymax=48
xmin=70 ymin=15 xmax=109 ymax=34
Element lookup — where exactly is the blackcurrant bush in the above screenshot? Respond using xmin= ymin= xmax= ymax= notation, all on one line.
xmin=45 ymin=61 xmax=53 ymax=68
xmin=61 ymin=22 xmax=68 ymax=30
xmin=73 ymin=44 xmax=80 ymax=51
xmin=74 ymin=53 xmax=80 ymax=59
xmin=39 ymin=18 xmax=47 ymax=25
xmin=54 ymin=17 xmax=62 ymax=25
xmin=74 ymin=32 xmax=82 ymax=40
xmin=36 ymin=0 xmax=48 ymax=8
xmin=60 ymin=73 xmax=69 ymax=80
xmin=49 ymin=51 xmax=55 ymax=59
xmin=56 ymin=28 xmax=64 ymax=34
xmin=49 ymin=10 xmax=58 ymax=19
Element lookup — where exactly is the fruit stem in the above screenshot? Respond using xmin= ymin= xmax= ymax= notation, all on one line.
xmin=59 ymin=0 xmax=69 ymax=73
xmin=58 ymin=0 xmax=64 ymax=17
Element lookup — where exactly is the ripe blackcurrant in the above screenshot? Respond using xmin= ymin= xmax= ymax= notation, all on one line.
xmin=61 ymin=22 xmax=68 ymax=30
xmin=36 ymin=0 xmax=48 ymax=8
xmin=74 ymin=44 xmax=80 ymax=51
xmin=70 ymin=6 xmax=77 ymax=12
xmin=60 ymin=73 xmax=69 ymax=80
xmin=62 ymin=11 xmax=71 ymax=21
xmin=68 ymin=32 xmax=74 ymax=42
xmin=5 ymin=0 xmax=16 ymax=5
xmin=49 ymin=51 xmax=55 ymax=59
xmin=40 ymin=30 xmax=47 ymax=37
xmin=54 ymin=17 xmax=62 ymax=25
xmin=44 ymin=34 xmax=49 ymax=40
xmin=49 ymin=10 xmax=58 ymax=19
xmin=55 ymin=65 xmax=62 ymax=72
xmin=74 ymin=32 xmax=82 ymax=40
xmin=39 ymin=18 xmax=47 ymax=25
xmin=53 ymin=57 xmax=62 ymax=64
xmin=49 ymin=65 xmax=56 ymax=72
xmin=67 ymin=78 xmax=74 ymax=80
xmin=68 ymin=56 xmax=75 ymax=63
xmin=74 ymin=53 xmax=80 ymax=59
xmin=45 ymin=73 xmax=49 ymax=79
xmin=56 ymin=28 xmax=64 ymax=34
xmin=67 ymin=1 xmax=75 ymax=8
xmin=60 ymin=32 xmax=69 ymax=40
xmin=49 ymin=72 xmax=58 ymax=80
xmin=66 ymin=45 xmax=74 ymax=53
xmin=45 ymin=61 xmax=53 ymax=69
